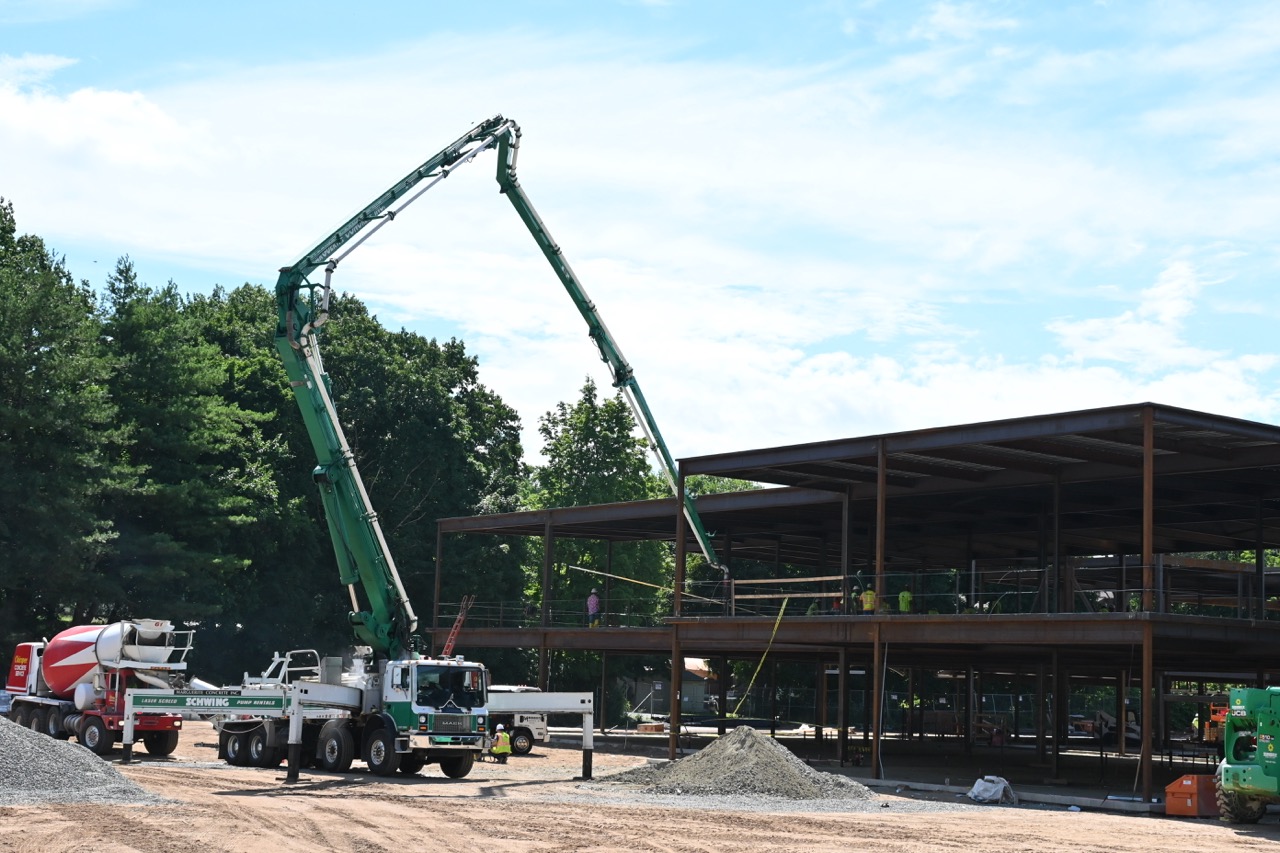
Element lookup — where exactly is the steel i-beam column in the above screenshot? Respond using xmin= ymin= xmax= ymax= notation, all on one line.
xmin=539 ymin=520 xmax=553 ymax=690
xmin=1141 ymin=621 xmax=1154 ymax=803
xmin=871 ymin=625 xmax=883 ymax=778
xmin=1142 ymin=406 xmax=1155 ymax=612
xmin=838 ymin=647 xmax=849 ymax=763
xmin=875 ymin=441 xmax=887 ymax=606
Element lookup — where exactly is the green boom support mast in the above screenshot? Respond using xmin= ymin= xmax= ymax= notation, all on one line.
xmin=275 ymin=116 xmax=723 ymax=659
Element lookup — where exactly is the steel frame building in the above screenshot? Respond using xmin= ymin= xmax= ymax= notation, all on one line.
xmin=432 ymin=402 xmax=1280 ymax=802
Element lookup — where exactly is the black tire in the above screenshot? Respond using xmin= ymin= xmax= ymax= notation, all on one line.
xmin=81 ymin=716 xmax=114 ymax=756
xmin=363 ymin=727 xmax=400 ymax=776
xmin=398 ymin=753 xmax=427 ymax=776
xmin=7 ymin=704 xmax=24 ymax=725
xmin=225 ymin=731 xmax=250 ymax=766
xmin=439 ymin=751 xmax=475 ymax=779
xmin=247 ymin=728 xmax=280 ymax=767
xmin=143 ymin=731 xmax=180 ymax=756
xmin=43 ymin=707 xmax=67 ymax=739
xmin=319 ymin=725 xmax=355 ymax=772
xmin=27 ymin=706 xmax=47 ymax=733
xmin=510 ymin=728 xmax=534 ymax=756
xmin=1216 ymin=770 xmax=1266 ymax=824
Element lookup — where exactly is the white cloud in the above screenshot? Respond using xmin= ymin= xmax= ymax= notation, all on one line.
xmin=908 ymin=2 xmax=1018 ymax=42
xmin=0 ymin=53 xmax=77 ymax=86
xmin=1046 ymin=260 xmax=1222 ymax=371
xmin=5 ymin=22 xmax=1280 ymax=462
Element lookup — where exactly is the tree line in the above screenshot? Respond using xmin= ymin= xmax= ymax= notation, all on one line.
xmin=0 ymin=198 xmax=670 ymax=691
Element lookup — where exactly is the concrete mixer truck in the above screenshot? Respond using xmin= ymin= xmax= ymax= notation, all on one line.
xmin=4 ymin=619 xmax=194 ymax=755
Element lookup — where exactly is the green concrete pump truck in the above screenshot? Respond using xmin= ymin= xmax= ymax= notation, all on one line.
xmin=121 ymin=116 xmax=684 ymax=779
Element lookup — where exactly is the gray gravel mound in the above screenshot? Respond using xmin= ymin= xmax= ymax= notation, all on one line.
xmin=0 ymin=717 xmax=163 ymax=806
xmin=599 ymin=725 xmax=877 ymax=800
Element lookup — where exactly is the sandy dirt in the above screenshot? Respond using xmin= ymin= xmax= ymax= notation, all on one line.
xmin=2 ymin=722 xmax=1278 ymax=853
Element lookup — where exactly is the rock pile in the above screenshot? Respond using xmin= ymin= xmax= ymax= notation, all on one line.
xmin=602 ymin=725 xmax=877 ymax=800
xmin=0 ymin=717 xmax=162 ymax=806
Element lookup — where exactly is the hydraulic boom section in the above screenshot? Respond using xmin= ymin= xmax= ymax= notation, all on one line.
xmin=490 ymin=125 xmax=725 ymax=576
xmin=273 ymin=118 xmax=517 ymax=659
xmin=274 ymin=117 xmax=725 ymax=657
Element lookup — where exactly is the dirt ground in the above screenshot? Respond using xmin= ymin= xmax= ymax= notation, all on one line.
xmin=2 ymin=722 xmax=1279 ymax=853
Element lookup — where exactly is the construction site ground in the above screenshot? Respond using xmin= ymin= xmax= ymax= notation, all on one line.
xmin=2 ymin=721 xmax=1279 ymax=853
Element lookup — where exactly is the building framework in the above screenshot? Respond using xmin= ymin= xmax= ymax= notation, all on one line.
xmin=431 ymin=403 xmax=1280 ymax=802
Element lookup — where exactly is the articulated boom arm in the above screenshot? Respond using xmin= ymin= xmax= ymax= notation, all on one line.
xmin=274 ymin=116 xmax=723 ymax=660
xmin=273 ymin=117 xmax=518 ymax=659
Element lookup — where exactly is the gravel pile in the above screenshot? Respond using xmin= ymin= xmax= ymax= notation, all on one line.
xmin=0 ymin=717 xmax=164 ymax=806
xmin=598 ymin=725 xmax=878 ymax=800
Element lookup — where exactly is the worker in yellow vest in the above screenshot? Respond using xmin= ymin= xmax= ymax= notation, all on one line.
xmin=490 ymin=724 xmax=512 ymax=764
xmin=860 ymin=587 xmax=876 ymax=614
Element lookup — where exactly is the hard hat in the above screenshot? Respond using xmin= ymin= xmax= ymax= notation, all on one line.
xmin=495 ymin=724 xmax=504 ymax=731
xmin=591 ymin=588 xmax=598 ymax=594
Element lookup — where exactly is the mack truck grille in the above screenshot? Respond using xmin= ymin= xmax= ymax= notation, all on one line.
xmin=431 ymin=715 xmax=470 ymax=733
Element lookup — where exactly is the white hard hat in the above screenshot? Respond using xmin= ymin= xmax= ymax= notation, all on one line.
xmin=495 ymin=724 xmax=504 ymax=731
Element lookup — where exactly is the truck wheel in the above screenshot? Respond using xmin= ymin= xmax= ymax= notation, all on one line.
xmin=27 ymin=707 xmax=47 ymax=733
xmin=7 ymin=704 xmax=25 ymax=725
xmin=319 ymin=726 xmax=355 ymax=772
xmin=439 ymin=751 xmax=475 ymax=779
xmin=511 ymin=728 xmax=534 ymax=755
xmin=247 ymin=729 xmax=281 ymax=767
xmin=1216 ymin=771 xmax=1266 ymax=823
xmin=81 ymin=717 xmax=114 ymax=756
xmin=43 ymin=708 xmax=67 ymax=739
xmin=363 ymin=728 xmax=400 ymax=776
xmin=225 ymin=732 xmax=249 ymax=766
xmin=143 ymin=731 xmax=180 ymax=756
xmin=398 ymin=753 xmax=427 ymax=776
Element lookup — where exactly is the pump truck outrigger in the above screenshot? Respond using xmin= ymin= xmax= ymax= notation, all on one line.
xmin=121 ymin=116 xmax=621 ymax=780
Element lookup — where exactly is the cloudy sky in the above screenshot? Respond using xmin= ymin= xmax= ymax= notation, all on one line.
xmin=4 ymin=1 xmax=1280 ymax=464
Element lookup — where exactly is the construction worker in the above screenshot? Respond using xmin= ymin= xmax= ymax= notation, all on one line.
xmin=587 ymin=588 xmax=601 ymax=628
xmin=898 ymin=588 xmax=913 ymax=614
xmin=860 ymin=587 xmax=876 ymax=615
xmin=490 ymin=724 xmax=511 ymax=764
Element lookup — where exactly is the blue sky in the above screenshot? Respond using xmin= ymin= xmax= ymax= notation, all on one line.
xmin=4 ymin=0 xmax=1280 ymax=463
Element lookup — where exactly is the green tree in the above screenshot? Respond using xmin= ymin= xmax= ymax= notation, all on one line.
xmin=93 ymin=260 xmax=276 ymax=631
xmin=182 ymin=284 xmax=345 ymax=681
xmin=0 ymin=199 xmax=122 ymax=652
xmin=525 ymin=377 xmax=665 ymax=623
xmin=317 ymin=295 xmax=526 ymax=629
xmin=523 ymin=378 xmax=667 ymax=719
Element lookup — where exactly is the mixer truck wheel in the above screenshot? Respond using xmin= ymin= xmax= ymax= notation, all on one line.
xmin=43 ymin=708 xmax=67 ymax=740
xmin=363 ymin=728 xmax=400 ymax=776
xmin=319 ymin=725 xmax=355 ymax=772
xmin=28 ymin=707 xmax=46 ymax=732
xmin=81 ymin=717 xmax=114 ymax=756
xmin=7 ymin=704 xmax=24 ymax=725
xmin=143 ymin=731 xmax=180 ymax=756
xmin=439 ymin=751 xmax=475 ymax=779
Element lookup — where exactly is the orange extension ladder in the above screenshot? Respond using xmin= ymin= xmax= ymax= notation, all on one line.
xmin=440 ymin=595 xmax=475 ymax=656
